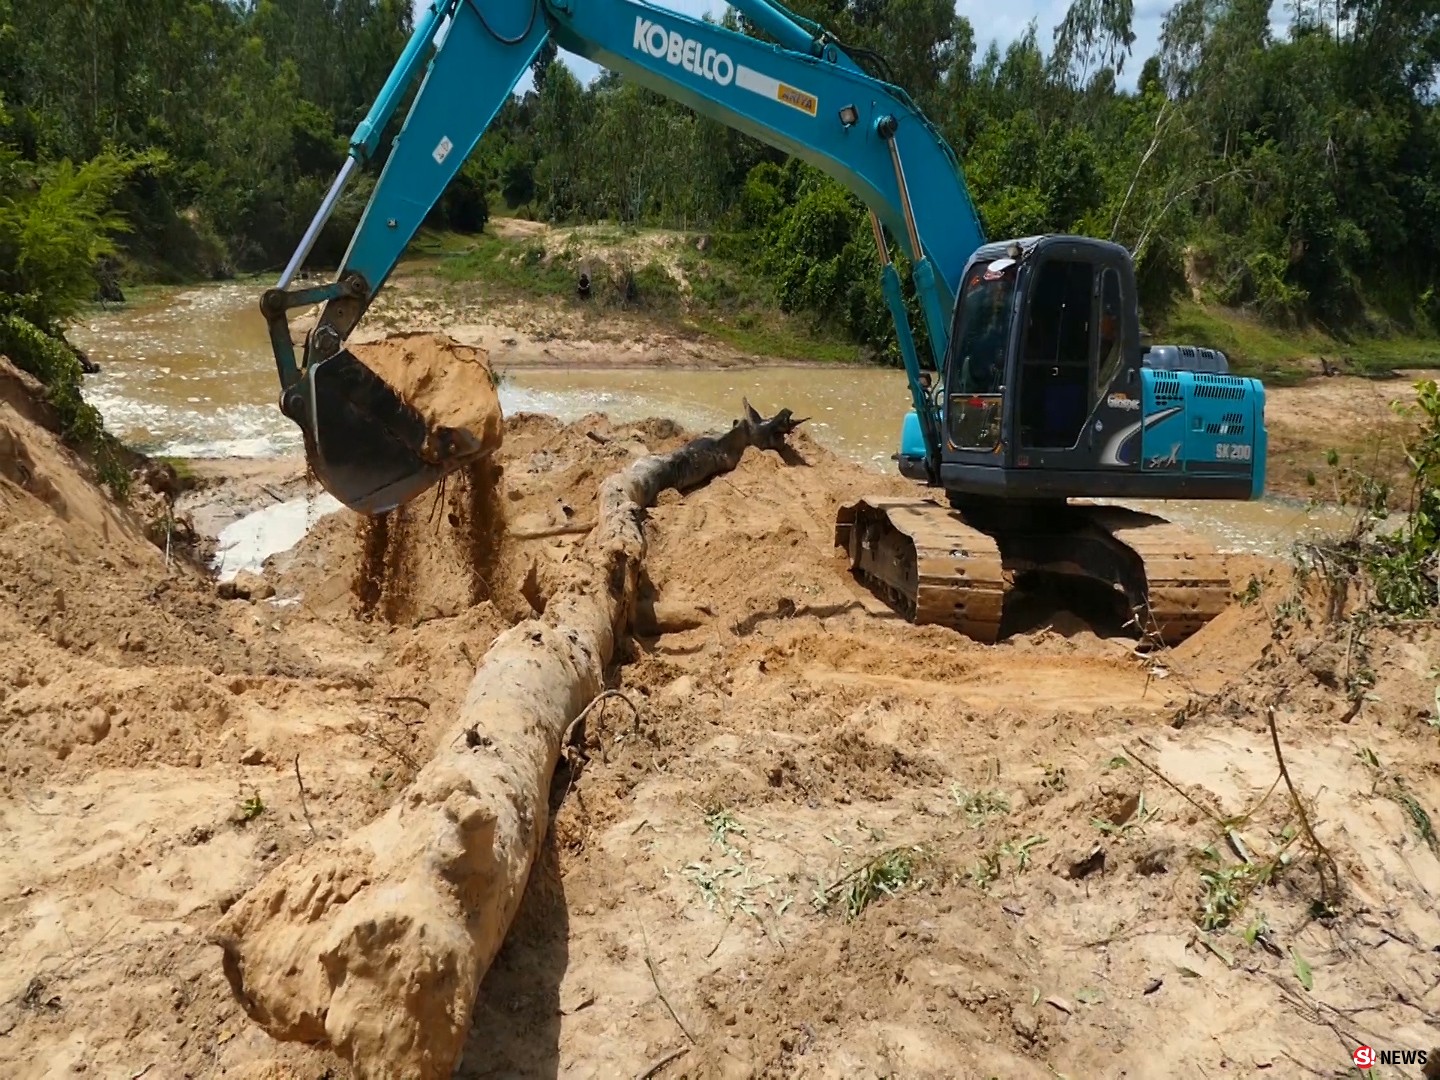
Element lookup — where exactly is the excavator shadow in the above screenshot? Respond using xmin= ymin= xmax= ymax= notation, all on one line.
xmin=841 ymin=565 xmax=1136 ymax=645
xmin=458 ymin=797 xmax=569 ymax=1077
xmin=995 ymin=571 xmax=1138 ymax=641
xmin=774 ymin=444 xmax=810 ymax=469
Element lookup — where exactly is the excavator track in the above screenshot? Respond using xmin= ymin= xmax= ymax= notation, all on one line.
xmin=836 ymin=496 xmax=1232 ymax=647
xmin=1077 ymin=504 xmax=1234 ymax=645
xmin=834 ymin=496 xmax=1007 ymax=643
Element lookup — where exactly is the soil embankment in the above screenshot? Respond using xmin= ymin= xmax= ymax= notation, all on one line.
xmin=1 ymin=337 xmax=1437 ymax=1078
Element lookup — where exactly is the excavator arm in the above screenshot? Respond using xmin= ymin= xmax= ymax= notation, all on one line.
xmin=263 ymin=0 xmax=985 ymax=513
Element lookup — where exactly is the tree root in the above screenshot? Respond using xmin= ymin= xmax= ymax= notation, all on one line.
xmin=207 ymin=400 xmax=804 ymax=1080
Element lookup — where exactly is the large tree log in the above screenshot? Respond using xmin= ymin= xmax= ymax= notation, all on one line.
xmin=208 ymin=401 xmax=804 ymax=1080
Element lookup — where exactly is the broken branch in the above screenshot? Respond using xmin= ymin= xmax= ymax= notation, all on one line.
xmin=508 ymin=520 xmax=597 ymax=540
xmin=293 ymin=754 xmax=317 ymax=841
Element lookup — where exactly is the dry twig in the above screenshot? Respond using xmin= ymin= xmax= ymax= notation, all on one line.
xmin=636 ymin=1046 xmax=689 ymax=1079
xmin=564 ymin=689 xmax=640 ymax=748
xmin=1124 ymin=743 xmax=1227 ymax=826
xmin=1266 ymin=707 xmax=1341 ymax=912
xmin=293 ymin=754 xmax=317 ymax=841
xmin=642 ymin=930 xmax=695 ymax=1045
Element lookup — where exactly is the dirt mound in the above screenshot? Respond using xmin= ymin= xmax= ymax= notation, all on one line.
xmin=265 ymin=411 xmax=688 ymax=628
xmin=524 ymin=457 xmax=1439 ymax=1078
xmin=346 ymin=331 xmax=503 ymax=464
xmin=0 ymin=350 xmax=518 ymax=1077
xmin=4 ymin=366 xmax=1437 ymax=1079
xmin=0 ymin=359 xmax=156 ymax=568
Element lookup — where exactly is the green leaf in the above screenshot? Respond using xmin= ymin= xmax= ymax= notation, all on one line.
xmin=1075 ymin=987 xmax=1105 ymax=1004
xmin=1290 ymin=948 xmax=1313 ymax=991
xmin=1243 ymin=916 xmax=1268 ymax=947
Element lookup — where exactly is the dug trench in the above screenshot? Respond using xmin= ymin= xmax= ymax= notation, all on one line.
xmin=1 ymin=336 xmax=1438 ymax=1079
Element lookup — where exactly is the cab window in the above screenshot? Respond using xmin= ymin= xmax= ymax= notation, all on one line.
xmin=1093 ymin=267 xmax=1124 ymax=403
xmin=948 ymin=262 xmax=1015 ymax=397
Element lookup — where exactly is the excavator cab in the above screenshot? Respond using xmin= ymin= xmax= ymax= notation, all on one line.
xmin=906 ymin=236 xmax=1162 ymax=500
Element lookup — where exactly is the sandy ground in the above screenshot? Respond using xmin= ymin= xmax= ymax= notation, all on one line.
xmin=1261 ymin=372 xmax=1427 ymax=501
xmin=2 ymin=343 xmax=1439 ymax=1079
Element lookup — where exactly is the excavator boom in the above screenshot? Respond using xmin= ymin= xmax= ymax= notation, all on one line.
xmin=262 ymin=0 xmax=980 ymax=513
xmin=263 ymin=0 xmax=1266 ymax=646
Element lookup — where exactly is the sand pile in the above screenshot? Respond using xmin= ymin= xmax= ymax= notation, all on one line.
xmin=0 ymin=359 xmax=156 ymax=569
xmin=0 ymin=343 xmax=524 ymax=1079
xmin=5 ymin=355 xmax=1437 ymax=1079
xmin=265 ymin=411 xmax=700 ymax=629
xmin=346 ymin=331 xmax=503 ymax=466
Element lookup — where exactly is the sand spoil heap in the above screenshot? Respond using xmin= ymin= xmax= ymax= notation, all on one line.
xmin=1 ymin=343 xmax=1437 ymax=1079
xmin=345 ymin=331 xmax=503 ymax=467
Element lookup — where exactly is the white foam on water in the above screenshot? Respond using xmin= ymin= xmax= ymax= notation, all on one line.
xmin=212 ymin=493 xmax=343 ymax=582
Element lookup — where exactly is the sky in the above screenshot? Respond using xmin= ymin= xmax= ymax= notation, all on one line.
xmin=412 ymin=0 xmax=1289 ymax=95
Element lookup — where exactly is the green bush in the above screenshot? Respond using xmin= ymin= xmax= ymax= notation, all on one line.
xmin=631 ymin=260 xmax=681 ymax=309
xmin=0 ymin=144 xmax=153 ymax=327
xmin=0 ymin=311 xmax=129 ymax=497
xmin=0 ymin=103 xmax=143 ymax=499
xmin=1314 ymin=378 xmax=1439 ymax=617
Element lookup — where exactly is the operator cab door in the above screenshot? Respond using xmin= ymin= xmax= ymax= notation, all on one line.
xmin=941 ymin=257 xmax=1015 ymax=470
xmin=1012 ymin=245 xmax=1139 ymax=473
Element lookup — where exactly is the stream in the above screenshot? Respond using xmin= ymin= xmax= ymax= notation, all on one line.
xmin=70 ymin=281 xmax=1353 ymax=566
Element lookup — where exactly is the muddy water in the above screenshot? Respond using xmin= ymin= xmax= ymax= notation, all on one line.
xmin=70 ymin=285 xmax=907 ymax=463
xmin=72 ymin=282 xmax=1354 ymax=557
xmin=71 ymin=282 xmax=292 ymax=458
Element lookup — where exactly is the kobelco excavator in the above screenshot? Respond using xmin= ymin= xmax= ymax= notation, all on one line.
xmin=261 ymin=0 xmax=1268 ymax=645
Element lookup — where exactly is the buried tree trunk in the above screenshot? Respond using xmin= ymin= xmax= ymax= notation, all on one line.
xmin=208 ymin=400 xmax=805 ymax=1080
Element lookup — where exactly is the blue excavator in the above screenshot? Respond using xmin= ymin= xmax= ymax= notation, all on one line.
xmin=261 ymin=0 xmax=1268 ymax=645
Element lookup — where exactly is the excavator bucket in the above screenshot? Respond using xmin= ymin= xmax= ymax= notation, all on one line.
xmin=292 ymin=347 xmax=465 ymax=515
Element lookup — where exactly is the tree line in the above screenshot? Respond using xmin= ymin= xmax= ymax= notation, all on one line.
xmin=481 ymin=0 xmax=1439 ymax=353
xmin=1 ymin=0 xmax=1437 ymax=387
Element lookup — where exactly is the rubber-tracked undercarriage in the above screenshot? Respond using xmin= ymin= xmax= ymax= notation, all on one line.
xmin=834 ymin=495 xmax=1232 ymax=646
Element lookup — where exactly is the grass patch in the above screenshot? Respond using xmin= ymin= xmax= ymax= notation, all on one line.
xmin=429 ymin=232 xmax=575 ymax=297
xmin=967 ymin=833 xmax=1048 ymax=889
xmin=1157 ymin=302 xmax=1440 ymax=385
xmin=688 ymin=313 xmax=862 ymax=363
xmin=950 ymin=784 xmax=1012 ymax=826
xmin=401 ymin=226 xmax=869 ymax=363
xmin=813 ymin=844 xmax=928 ymax=921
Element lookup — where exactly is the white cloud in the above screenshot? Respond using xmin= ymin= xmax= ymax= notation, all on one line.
xmin=412 ymin=0 xmax=1291 ymax=95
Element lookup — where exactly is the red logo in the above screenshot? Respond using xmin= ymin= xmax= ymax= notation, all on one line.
xmin=1353 ymin=1045 xmax=1375 ymax=1069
